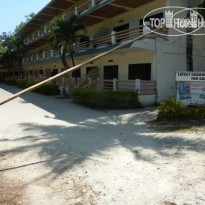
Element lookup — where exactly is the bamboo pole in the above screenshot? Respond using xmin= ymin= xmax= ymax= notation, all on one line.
xmin=0 ymin=26 xmax=166 ymax=106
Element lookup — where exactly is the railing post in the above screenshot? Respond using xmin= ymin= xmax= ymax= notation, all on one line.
xmin=44 ymin=25 xmax=47 ymax=33
xmin=62 ymin=14 xmax=65 ymax=20
xmin=32 ymin=34 xmax=35 ymax=40
xmin=60 ymin=86 xmax=64 ymax=95
xmin=113 ymin=78 xmax=117 ymax=91
xmin=43 ymin=51 xmax=46 ymax=59
xmin=97 ymin=78 xmax=100 ymax=89
xmin=75 ymin=7 xmax=78 ymax=15
xmin=31 ymin=55 xmax=33 ymax=61
xmin=92 ymin=0 xmax=96 ymax=7
xmin=135 ymin=79 xmax=141 ymax=93
xmin=62 ymin=77 xmax=65 ymax=84
xmin=111 ymin=31 xmax=117 ymax=44
xmin=51 ymin=50 xmax=54 ymax=57
xmin=36 ymin=54 xmax=39 ymax=60
xmin=61 ymin=46 xmax=64 ymax=55
xmin=89 ymin=37 xmax=93 ymax=49
xmin=66 ymin=86 xmax=69 ymax=94
xmin=38 ymin=31 xmax=41 ymax=37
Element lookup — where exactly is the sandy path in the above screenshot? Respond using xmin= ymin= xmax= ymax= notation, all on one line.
xmin=0 ymin=83 xmax=204 ymax=205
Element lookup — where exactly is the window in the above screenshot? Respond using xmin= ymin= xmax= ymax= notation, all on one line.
xmin=39 ymin=70 xmax=43 ymax=75
xmin=128 ymin=64 xmax=151 ymax=80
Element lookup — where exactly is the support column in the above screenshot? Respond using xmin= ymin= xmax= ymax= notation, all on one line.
xmin=135 ymin=79 xmax=141 ymax=93
xmin=111 ymin=31 xmax=117 ymax=44
xmin=92 ymin=0 xmax=96 ymax=7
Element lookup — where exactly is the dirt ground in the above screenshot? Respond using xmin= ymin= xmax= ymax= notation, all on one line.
xmin=0 ymin=84 xmax=205 ymax=205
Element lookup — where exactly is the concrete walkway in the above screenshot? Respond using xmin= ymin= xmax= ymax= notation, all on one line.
xmin=0 ymin=84 xmax=204 ymax=205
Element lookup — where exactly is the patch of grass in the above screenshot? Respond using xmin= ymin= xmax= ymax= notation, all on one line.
xmin=148 ymin=119 xmax=205 ymax=133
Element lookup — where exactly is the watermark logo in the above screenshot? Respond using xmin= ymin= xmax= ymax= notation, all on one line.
xmin=143 ymin=6 xmax=205 ymax=36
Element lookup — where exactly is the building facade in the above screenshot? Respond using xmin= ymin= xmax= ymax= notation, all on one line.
xmin=1 ymin=0 xmax=205 ymax=105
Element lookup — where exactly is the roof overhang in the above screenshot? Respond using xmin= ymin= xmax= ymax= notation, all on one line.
xmin=17 ymin=0 xmax=77 ymax=37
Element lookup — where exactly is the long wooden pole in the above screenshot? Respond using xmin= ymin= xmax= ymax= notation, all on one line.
xmin=0 ymin=26 xmax=165 ymax=106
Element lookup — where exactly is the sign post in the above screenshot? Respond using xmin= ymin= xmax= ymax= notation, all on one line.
xmin=176 ymin=72 xmax=205 ymax=106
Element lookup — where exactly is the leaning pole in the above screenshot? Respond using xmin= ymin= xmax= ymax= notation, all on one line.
xmin=0 ymin=26 xmax=165 ymax=106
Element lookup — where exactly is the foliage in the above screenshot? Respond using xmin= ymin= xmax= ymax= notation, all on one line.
xmin=14 ymin=13 xmax=36 ymax=33
xmin=71 ymin=88 xmax=141 ymax=109
xmin=35 ymin=84 xmax=60 ymax=95
xmin=157 ymin=98 xmax=205 ymax=120
xmin=4 ymin=78 xmax=17 ymax=85
xmin=50 ymin=15 xmax=88 ymax=68
xmin=16 ymin=80 xmax=26 ymax=88
xmin=4 ymin=78 xmax=60 ymax=95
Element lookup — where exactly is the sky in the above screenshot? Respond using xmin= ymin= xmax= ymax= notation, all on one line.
xmin=0 ymin=0 xmax=51 ymax=34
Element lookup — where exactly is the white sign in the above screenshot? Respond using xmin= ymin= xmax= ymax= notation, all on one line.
xmin=176 ymin=72 xmax=205 ymax=82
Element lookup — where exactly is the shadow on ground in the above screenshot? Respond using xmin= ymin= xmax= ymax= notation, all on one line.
xmin=0 ymin=84 xmax=205 ymax=182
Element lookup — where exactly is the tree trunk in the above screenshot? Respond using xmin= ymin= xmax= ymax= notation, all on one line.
xmin=61 ymin=45 xmax=70 ymax=69
xmin=186 ymin=0 xmax=195 ymax=72
xmin=71 ymin=54 xmax=75 ymax=67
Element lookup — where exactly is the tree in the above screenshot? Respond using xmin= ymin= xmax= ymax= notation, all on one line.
xmin=186 ymin=0 xmax=195 ymax=72
xmin=15 ymin=12 xmax=36 ymax=33
xmin=1 ymin=35 xmax=24 ymax=74
xmin=50 ymin=15 xmax=88 ymax=70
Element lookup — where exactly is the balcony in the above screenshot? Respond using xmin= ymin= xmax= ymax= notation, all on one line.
xmin=22 ymin=25 xmax=168 ymax=65
xmin=23 ymin=0 xmax=155 ymax=46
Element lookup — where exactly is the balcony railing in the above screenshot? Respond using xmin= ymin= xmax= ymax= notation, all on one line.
xmin=24 ymin=25 xmax=52 ymax=45
xmin=24 ymin=0 xmax=108 ymax=46
xmin=22 ymin=25 xmax=168 ymax=64
xmin=64 ymin=0 xmax=106 ymax=20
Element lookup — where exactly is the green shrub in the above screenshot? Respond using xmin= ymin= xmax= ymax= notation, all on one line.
xmin=4 ymin=78 xmax=17 ymax=85
xmin=157 ymin=98 xmax=205 ymax=120
xmin=24 ymin=81 xmax=60 ymax=95
xmin=17 ymin=80 xmax=26 ymax=88
xmin=36 ymin=84 xmax=60 ymax=95
xmin=71 ymin=88 xmax=141 ymax=109
xmin=4 ymin=78 xmax=59 ymax=95
xmin=191 ymin=105 xmax=205 ymax=119
xmin=25 ymin=81 xmax=37 ymax=88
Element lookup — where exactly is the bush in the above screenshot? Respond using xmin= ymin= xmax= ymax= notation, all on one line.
xmin=4 ymin=78 xmax=59 ymax=96
xmin=157 ymin=98 xmax=205 ymax=120
xmin=35 ymin=84 xmax=60 ymax=95
xmin=71 ymin=88 xmax=141 ymax=109
xmin=4 ymin=78 xmax=17 ymax=85
xmin=17 ymin=80 xmax=26 ymax=88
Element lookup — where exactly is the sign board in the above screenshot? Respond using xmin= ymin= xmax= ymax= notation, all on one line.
xmin=176 ymin=72 xmax=205 ymax=82
xmin=176 ymin=72 xmax=205 ymax=106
